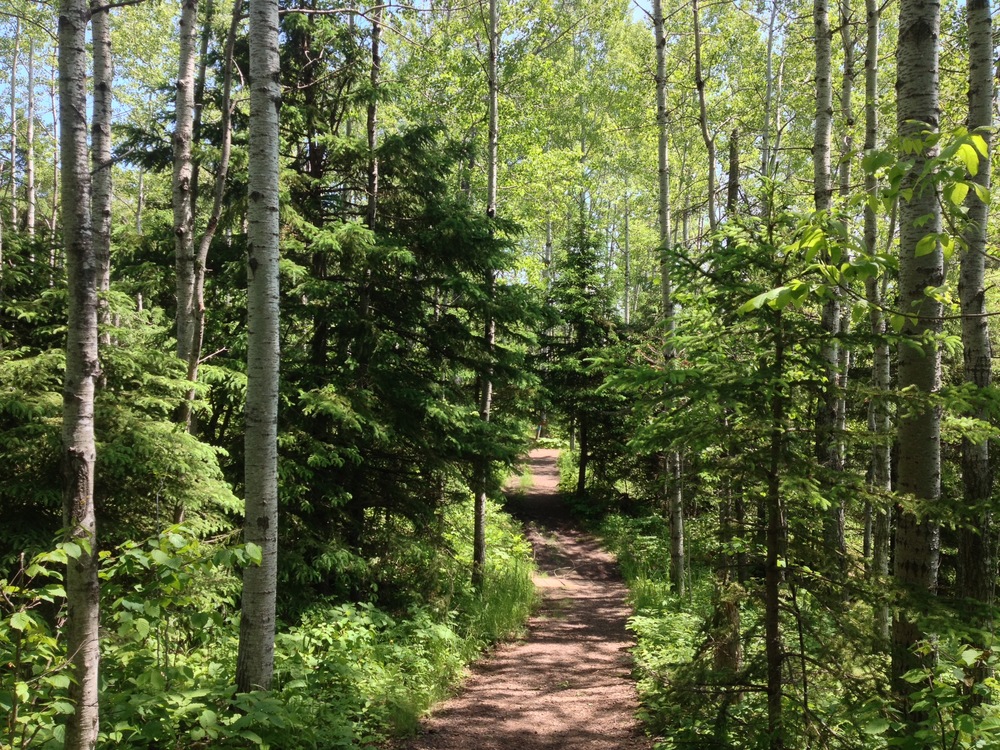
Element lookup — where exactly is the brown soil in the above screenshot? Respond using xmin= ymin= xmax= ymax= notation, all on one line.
xmin=399 ymin=449 xmax=653 ymax=750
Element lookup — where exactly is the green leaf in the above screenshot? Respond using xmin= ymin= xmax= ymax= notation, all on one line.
xmin=890 ymin=314 xmax=907 ymax=334
xmin=862 ymin=150 xmax=895 ymax=173
xmin=941 ymin=235 xmax=956 ymax=263
xmin=957 ymin=142 xmax=981 ymax=176
xmin=863 ymin=718 xmax=890 ymax=735
xmin=944 ymin=181 xmax=969 ymax=206
xmin=245 ymin=543 xmax=263 ymax=565
xmin=973 ymin=182 xmax=991 ymax=204
xmin=914 ymin=233 xmax=938 ymax=257
xmin=9 ymin=611 xmax=32 ymax=631
xmin=62 ymin=542 xmax=82 ymax=560
xmin=53 ymin=700 xmax=76 ymax=715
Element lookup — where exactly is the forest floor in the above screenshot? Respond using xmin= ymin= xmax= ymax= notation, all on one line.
xmin=397 ymin=448 xmax=653 ymax=750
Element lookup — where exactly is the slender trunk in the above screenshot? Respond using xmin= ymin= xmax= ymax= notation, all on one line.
xmin=136 ymin=168 xmax=145 ymax=234
xmin=92 ymin=0 xmax=113 ymax=339
xmin=189 ymin=0 xmax=215 ymax=216
xmin=957 ymin=0 xmax=993 ymax=681
xmin=892 ymin=0 xmax=942 ymax=720
xmin=691 ymin=0 xmax=717 ymax=233
xmin=236 ymin=0 xmax=281 ymax=694
xmin=9 ymin=18 xmax=19 ymax=230
xmin=576 ymin=418 xmax=589 ymax=497
xmin=173 ymin=0 xmax=199 ymax=364
xmin=766 ymin=311 xmax=786 ymax=750
xmin=179 ymin=0 xmax=242 ymax=430
xmin=49 ymin=58 xmax=60 ymax=255
xmin=761 ymin=0 xmax=779 ymax=178
xmin=366 ymin=4 xmax=382 ymax=231
xmin=26 ymin=40 xmax=35 ymax=237
xmin=59 ymin=0 xmax=100 ymax=744
xmin=814 ymin=0 xmax=845 ymax=563
xmin=473 ymin=0 xmax=499 ymax=590
xmin=862 ymin=0 xmax=890 ymax=644
xmin=623 ymin=193 xmax=630 ymax=325
xmin=655 ymin=0 xmax=684 ymax=597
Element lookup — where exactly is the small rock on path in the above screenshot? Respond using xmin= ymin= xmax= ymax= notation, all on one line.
xmin=400 ymin=448 xmax=652 ymax=750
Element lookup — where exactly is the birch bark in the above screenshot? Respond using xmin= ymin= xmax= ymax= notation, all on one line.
xmin=892 ymin=0 xmax=942 ymax=715
xmin=236 ymin=0 xmax=281 ymax=693
xmin=173 ymin=0 xmax=199 ymax=364
xmin=59 ymin=0 xmax=101 ymax=743
xmin=956 ymin=0 xmax=993 ymax=634
xmin=654 ymin=0 xmax=684 ymax=597
xmin=92 ymin=0 xmax=113 ymax=333
xmin=473 ymin=0 xmax=499 ymax=590
xmin=26 ymin=40 xmax=35 ymax=237
xmin=862 ymin=0 xmax=891 ymax=643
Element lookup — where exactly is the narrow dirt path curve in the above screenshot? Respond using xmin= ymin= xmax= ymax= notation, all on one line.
xmin=401 ymin=449 xmax=653 ymax=750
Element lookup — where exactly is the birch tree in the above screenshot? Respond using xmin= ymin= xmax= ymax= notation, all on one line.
xmin=472 ymin=0 xmax=499 ymax=590
xmin=173 ymin=0 xmax=199 ymax=365
xmin=58 ymin=0 xmax=101 ymax=742
xmin=892 ymin=0 xmax=942 ymax=718
xmin=956 ymin=0 xmax=993 ymax=646
xmin=862 ymin=0 xmax=891 ymax=643
xmin=236 ymin=0 xmax=281 ymax=693
xmin=92 ymin=0 xmax=113 ymax=331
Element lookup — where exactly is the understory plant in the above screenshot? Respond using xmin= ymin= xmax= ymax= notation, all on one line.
xmin=1 ymin=498 xmax=534 ymax=749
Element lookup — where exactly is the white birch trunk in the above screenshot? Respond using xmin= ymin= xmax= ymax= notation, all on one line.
xmin=9 ymin=18 xmax=19 ymax=230
xmin=473 ymin=0 xmax=499 ymax=590
xmin=760 ymin=0 xmax=779 ymax=178
xmin=92 ymin=0 xmax=113 ymax=333
xmin=654 ymin=0 xmax=684 ymax=597
xmin=26 ymin=39 xmax=35 ymax=237
xmin=59 ymin=0 xmax=101 ymax=743
xmin=957 ymin=0 xmax=993 ymax=615
xmin=691 ymin=0 xmax=716 ymax=234
xmin=180 ymin=0 xmax=243 ymax=430
xmin=892 ymin=0 xmax=942 ymax=712
xmin=173 ymin=0 xmax=199 ymax=364
xmin=862 ymin=0 xmax=891 ymax=643
xmin=236 ymin=0 xmax=281 ymax=694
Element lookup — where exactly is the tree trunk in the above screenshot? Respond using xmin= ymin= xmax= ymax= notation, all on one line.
xmin=26 ymin=39 xmax=35 ymax=238
xmin=892 ymin=0 xmax=942 ymax=720
xmin=59 ymin=0 xmax=101 ymax=744
xmin=765 ymin=311 xmax=786 ymax=750
xmin=760 ymin=0 xmax=778 ymax=178
xmin=813 ymin=0 xmax=846 ymax=565
xmin=366 ymin=4 xmax=382 ymax=231
xmin=654 ymin=0 xmax=685 ymax=597
xmin=179 ymin=0 xmax=242 ymax=430
xmin=623 ymin=194 xmax=630 ymax=325
xmin=473 ymin=0 xmax=499 ymax=590
xmin=92 ymin=0 xmax=113 ymax=340
xmin=862 ymin=0 xmax=891 ymax=644
xmin=956 ymin=0 xmax=993 ymax=687
xmin=236 ymin=0 xmax=281 ymax=694
xmin=173 ymin=0 xmax=199 ymax=365
xmin=9 ymin=18 xmax=19 ymax=230
xmin=691 ymin=0 xmax=717 ymax=234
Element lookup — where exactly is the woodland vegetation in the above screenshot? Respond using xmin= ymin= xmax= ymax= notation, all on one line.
xmin=0 ymin=0 xmax=998 ymax=747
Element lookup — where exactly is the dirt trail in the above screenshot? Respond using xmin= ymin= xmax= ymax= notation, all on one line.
xmin=401 ymin=449 xmax=652 ymax=750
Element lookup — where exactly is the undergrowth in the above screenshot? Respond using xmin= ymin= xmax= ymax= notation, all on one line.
xmin=1 ymin=499 xmax=535 ymax=749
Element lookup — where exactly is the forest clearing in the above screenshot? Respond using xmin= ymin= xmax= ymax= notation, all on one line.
xmin=1 ymin=0 xmax=999 ymax=747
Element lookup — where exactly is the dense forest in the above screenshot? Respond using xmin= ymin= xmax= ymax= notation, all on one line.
xmin=0 ymin=0 xmax=997 ymax=747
